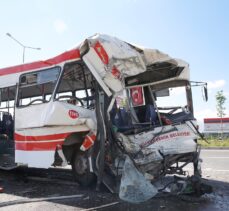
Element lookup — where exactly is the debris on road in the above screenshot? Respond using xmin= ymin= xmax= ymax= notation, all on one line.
xmin=27 ymin=176 xmax=78 ymax=186
xmin=119 ymin=156 xmax=157 ymax=203
xmin=0 ymin=194 xmax=84 ymax=208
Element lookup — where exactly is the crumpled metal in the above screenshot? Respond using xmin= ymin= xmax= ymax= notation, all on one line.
xmin=119 ymin=156 xmax=158 ymax=203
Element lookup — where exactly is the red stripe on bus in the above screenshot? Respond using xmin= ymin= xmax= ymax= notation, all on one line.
xmin=204 ymin=121 xmax=229 ymax=123
xmin=15 ymin=140 xmax=64 ymax=151
xmin=0 ymin=49 xmax=80 ymax=76
xmin=14 ymin=132 xmax=71 ymax=141
xmin=204 ymin=117 xmax=229 ymax=121
xmin=204 ymin=118 xmax=229 ymax=123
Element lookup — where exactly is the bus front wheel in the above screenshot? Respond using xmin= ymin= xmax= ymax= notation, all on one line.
xmin=71 ymin=151 xmax=96 ymax=187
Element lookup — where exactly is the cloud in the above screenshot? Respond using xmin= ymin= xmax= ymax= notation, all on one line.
xmin=53 ymin=19 xmax=68 ymax=34
xmin=207 ymin=80 xmax=226 ymax=90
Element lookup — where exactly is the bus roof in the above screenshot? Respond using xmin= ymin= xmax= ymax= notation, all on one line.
xmin=0 ymin=48 xmax=80 ymax=88
xmin=0 ymin=34 xmax=190 ymax=91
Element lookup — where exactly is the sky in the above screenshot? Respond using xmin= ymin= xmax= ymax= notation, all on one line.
xmin=0 ymin=0 xmax=228 ymax=130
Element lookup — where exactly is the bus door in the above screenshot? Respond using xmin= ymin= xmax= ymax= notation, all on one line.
xmin=14 ymin=67 xmax=61 ymax=167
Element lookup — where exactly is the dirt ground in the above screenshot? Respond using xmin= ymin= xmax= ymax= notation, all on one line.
xmin=0 ymin=166 xmax=228 ymax=211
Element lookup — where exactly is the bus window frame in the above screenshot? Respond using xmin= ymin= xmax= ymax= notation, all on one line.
xmin=16 ymin=66 xmax=61 ymax=108
xmin=53 ymin=61 xmax=92 ymax=108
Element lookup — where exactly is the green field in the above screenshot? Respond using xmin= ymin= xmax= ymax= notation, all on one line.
xmin=198 ymin=138 xmax=229 ymax=147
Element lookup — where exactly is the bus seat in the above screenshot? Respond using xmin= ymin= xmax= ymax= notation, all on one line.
xmin=135 ymin=104 xmax=157 ymax=124
xmin=145 ymin=104 xmax=157 ymax=124
xmin=111 ymin=108 xmax=135 ymax=132
xmin=2 ymin=113 xmax=14 ymax=137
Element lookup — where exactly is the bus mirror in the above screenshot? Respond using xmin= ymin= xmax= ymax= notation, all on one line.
xmin=190 ymin=81 xmax=208 ymax=102
xmin=203 ymin=85 xmax=208 ymax=102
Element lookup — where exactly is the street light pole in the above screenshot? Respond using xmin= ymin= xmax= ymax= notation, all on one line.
xmin=6 ymin=33 xmax=41 ymax=63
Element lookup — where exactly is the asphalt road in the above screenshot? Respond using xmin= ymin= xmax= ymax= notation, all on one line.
xmin=201 ymin=149 xmax=229 ymax=172
xmin=0 ymin=149 xmax=229 ymax=211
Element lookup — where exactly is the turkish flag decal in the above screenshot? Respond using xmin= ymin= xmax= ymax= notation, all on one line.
xmin=130 ymin=87 xmax=145 ymax=107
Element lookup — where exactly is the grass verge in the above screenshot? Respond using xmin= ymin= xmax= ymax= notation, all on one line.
xmin=198 ymin=138 xmax=229 ymax=147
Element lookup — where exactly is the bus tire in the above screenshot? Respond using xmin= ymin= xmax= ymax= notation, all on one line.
xmin=71 ymin=150 xmax=96 ymax=187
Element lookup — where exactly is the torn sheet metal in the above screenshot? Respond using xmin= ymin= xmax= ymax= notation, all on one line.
xmin=127 ymin=124 xmax=198 ymax=155
xmin=81 ymin=34 xmax=190 ymax=94
xmin=81 ymin=34 xmax=146 ymax=93
xmin=116 ymin=133 xmax=141 ymax=154
xmin=117 ymin=133 xmax=163 ymax=165
xmin=134 ymin=148 xmax=163 ymax=166
xmin=119 ymin=156 xmax=157 ymax=203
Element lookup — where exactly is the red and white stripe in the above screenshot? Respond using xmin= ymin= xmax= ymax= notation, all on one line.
xmin=80 ymin=132 xmax=96 ymax=151
xmin=14 ymin=132 xmax=71 ymax=151
xmin=0 ymin=49 xmax=80 ymax=77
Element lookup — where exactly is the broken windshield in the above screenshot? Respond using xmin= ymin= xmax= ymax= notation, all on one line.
xmin=155 ymin=86 xmax=187 ymax=111
xmin=153 ymin=84 xmax=194 ymax=124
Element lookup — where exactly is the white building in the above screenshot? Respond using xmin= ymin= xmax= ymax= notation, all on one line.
xmin=204 ymin=117 xmax=229 ymax=137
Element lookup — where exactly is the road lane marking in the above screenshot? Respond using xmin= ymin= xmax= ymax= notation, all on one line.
xmin=203 ymin=157 xmax=229 ymax=159
xmin=184 ymin=168 xmax=229 ymax=172
xmin=81 ymin=202 xmax=120 ymax=211
xmin=209 ymin=169 xmax=229 ymax=172
xmin=201 ymin=149 xmax=229 ymax=151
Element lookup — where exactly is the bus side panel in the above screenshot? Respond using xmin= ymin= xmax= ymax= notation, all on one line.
xmin=15 ymin=101 xmax=96 ymax=129
xmin=15 ymin=125 xmax=89 ymax=168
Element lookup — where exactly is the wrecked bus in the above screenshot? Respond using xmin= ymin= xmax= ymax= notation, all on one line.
xmin=0 ymin=34 xmax=211 ymax=202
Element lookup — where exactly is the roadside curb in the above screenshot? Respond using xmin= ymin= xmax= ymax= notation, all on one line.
xmin=201 ymin=147 xmax=229 ymax=150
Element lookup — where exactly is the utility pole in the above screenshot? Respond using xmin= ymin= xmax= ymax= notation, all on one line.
xmin=6 ymin=33 xmax=41 ymax=63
